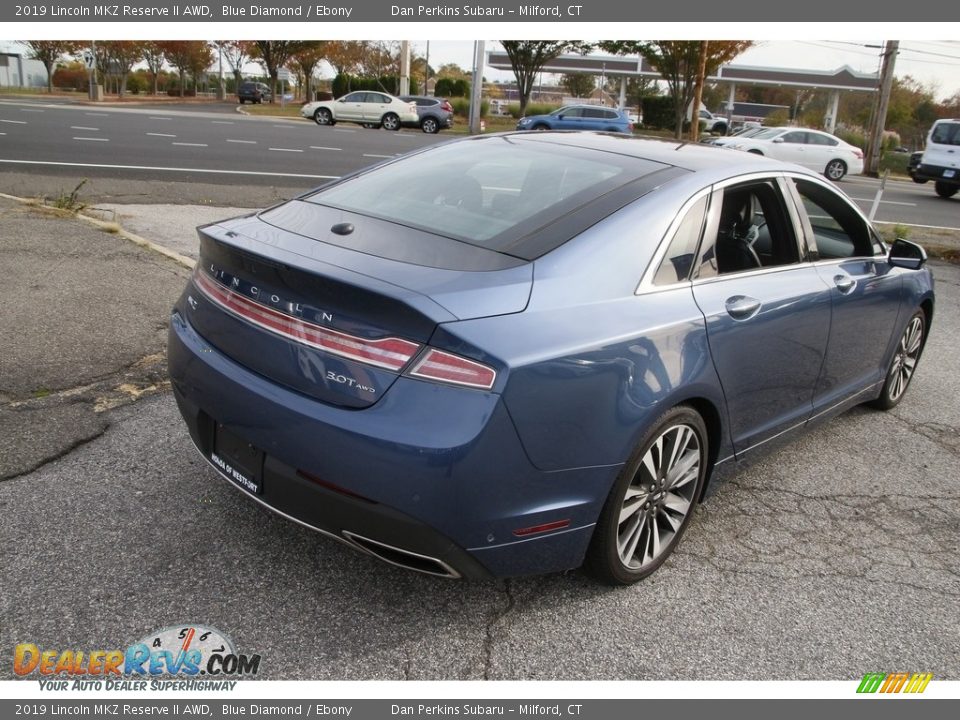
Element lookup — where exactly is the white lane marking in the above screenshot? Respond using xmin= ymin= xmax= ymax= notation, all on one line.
xmin=363 ymin=153 xmax=395 ymax=159
xmin=0 ymin=119 xmax=27 ymax=124
xmin=73 ymin=137 xmax=109 ymax=142
xmin=269 ymin=147 xmax=304 ymax=153
xmin=849 ymin=197 xmax=917 ymax=207
xmin=0 ymin=132 xmax=5 ymax=136
xmin=212 ymin=121 xmax=234 ymax=124
xmin=310 ymin=146 xmax=342 ymax=151
xmin=226 ymin=139 xmax=256 ymax=144
xmin=333 ymin=129 xmax=356 ymax=133
xmin=172 ymin=142 xmax=208 ymax=147
xmin=146 ymin=132 xmax=177 ymax=138
xmin=272 ymin=124 xmax=301 ymax=129
xmin=149 ymin=116 xmax=172 ymax=120
xmin=85 ymin=113 xmax=109 ymax=117
xmin=0 ymin=158 xmax=340 ymax=179
xmin=20 ymin=109 xmax=44 ymax=113
xmin=71 ymin=126 xmax=99 ymax=131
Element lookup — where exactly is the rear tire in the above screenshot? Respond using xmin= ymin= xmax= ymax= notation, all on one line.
xmin=382 ymin=113 xmax=401 ymax=131
xmin=870 ymin=311 xmax=925 ymax=410
xmin=421 ymin=117 xmax=439 ymax=134
xmin=935 ymin=181 xmax=958 ymax=198
xmin=585 ymin=406 xmax=708 ymax=586
xmin=825 ymin=159 xmax=848 ymax=181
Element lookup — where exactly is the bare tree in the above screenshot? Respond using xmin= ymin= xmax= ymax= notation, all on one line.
xmin=291 ymin=41 xmax=326 ymax=101
xmin=101 ymin=41 xmax=145 ymax=97
xmin=141 ymin=42 xmax=165 ymax=96
xmin=251 ymin=41 xmax=302 ymax=102
xmin=219 ymin=41 xmax=254 ymax=88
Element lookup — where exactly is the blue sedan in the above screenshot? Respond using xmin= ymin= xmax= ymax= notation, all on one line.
xmin=168 ymin=132 xmax=934 ymax=584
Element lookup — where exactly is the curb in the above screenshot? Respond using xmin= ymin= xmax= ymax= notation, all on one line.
xmin=0 ymin=191 xmax=197 ymax=271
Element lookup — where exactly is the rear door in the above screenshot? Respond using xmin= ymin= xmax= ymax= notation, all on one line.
xmin=785 ymin=176 xmax=904 ymax=413
xmin=364 ymin=92 xmax=392 ymax=123
xmin=690 ymin=175 xmax=832 ymax=453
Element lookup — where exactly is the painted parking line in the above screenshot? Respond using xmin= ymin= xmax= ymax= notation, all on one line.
xmin=146 ymin=132 xmax=177 ymax=137
xmin=363 ymin=153 xmax=395 ymax=159
xmin=85 ymin=113 xmax=109 ymax=117
xmin=20 ymin=109 xmax=44 ymax=113
xmin=0 ymin=119 xmax=27 ymax=124
xmin=333 ymin=129 xmax=357 ymax=133
xmin=172 ymin=142 xmax=208 ymax=147
xmin=212 ymin=121 xmax=234 ymax=125
xmin=272 ymin=124 xmax=302 ymax=129
xmin=71 ymin=126 xmax=99 ymax=131
xmin=874 ymin=219 xmax=960 ymax=231
xmin=226 ymin=139 xmax=257 ymax=144
xmin=310 ymin=146 xmax=342 ymax=151
xmin=149 ymin=116 xmax=172 ymax=120
xmin=73 ymin=137 xmax=109 ymax=142
xmin=0 ymin=158 xmax=340 ymax=180
xmin=269 ymin=147 xmax=304 ymax=152
xmin=849 ymin=197 xmax=918 ymax=207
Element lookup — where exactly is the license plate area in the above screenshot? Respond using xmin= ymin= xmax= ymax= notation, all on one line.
xmin=211 ymin=424 xmax=264 ymax=495
xmin=943 ymin=169 xmax=956 ymax=178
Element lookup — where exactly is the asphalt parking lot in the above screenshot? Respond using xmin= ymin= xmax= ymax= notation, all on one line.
xmin=0 ymin=196 xmax=958 ymax=682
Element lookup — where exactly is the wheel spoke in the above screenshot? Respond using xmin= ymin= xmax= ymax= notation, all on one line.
xmin=663 ymin=491 xmax=691 ymax=516
xmin=906 ymin=322 xmax=923 ymax=353
xmin=667 ymin=450 xmax=699 ymax=489
xmin=619 ymin=493 xmax=645 ymax=525
xmin=618 ymin=514 xmax=644 ymax=564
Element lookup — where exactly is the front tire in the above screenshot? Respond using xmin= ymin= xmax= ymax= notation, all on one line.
xmin=825 ymin=159 xmax=847 ymax=181
xmin=871 ymin=311 xmax=926 ymax=410
xmin=935 ymin=181 xmax=958 ymax=198
xmin=912 ymin=177 xmax=929 ymax=184
xmin=382 ymin=112 xmax=401 ymax=131
xmin=314 ymin=108 xmax=333 ymax=126
xmin=585 ymin=406 xmax=708 ymax=585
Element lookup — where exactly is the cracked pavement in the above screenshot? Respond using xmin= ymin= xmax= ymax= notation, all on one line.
xmin=0 ymin=192 xmax=957 ymax=680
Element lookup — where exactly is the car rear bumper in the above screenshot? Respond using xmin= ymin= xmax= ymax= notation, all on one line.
xmin=168 ymin=309 xmax=607 ymax=578
xmin=914 ymin=163 xmax=960 ymax=185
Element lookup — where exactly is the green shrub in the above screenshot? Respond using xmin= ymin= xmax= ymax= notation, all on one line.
xmin=450 ymin=98 xmax=489 ymax=118
xmin=834 ymin=127 xmax=867 ymax=151
xmin=126 ymin=75 xmax=145 ymax=95
xmin=511 ymin=102 xmax=558 ymax=119
xmin=435 ymin=77 xmax=470 ymax=97
xmin=641 ymin=96 xmax=675 ymax=129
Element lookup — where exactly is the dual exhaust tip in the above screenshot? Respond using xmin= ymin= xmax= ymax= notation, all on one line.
xmin=342 ymin=531 xmax=460 ymax=579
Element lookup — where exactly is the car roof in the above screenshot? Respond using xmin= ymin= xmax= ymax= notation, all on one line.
xmin=485 ymin=131 xmax=821 ymax=179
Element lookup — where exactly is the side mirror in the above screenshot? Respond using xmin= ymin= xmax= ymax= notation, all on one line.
xmin=772 ymin=137 xmax=785 ymax=144
xmin=888 ymin=238 xmax=927 ymax=270
xmin=556 ymin=114 xmax=565 ymax=120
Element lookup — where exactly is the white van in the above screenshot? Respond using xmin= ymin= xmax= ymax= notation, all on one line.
xmin=915 ymin=119 xmax=960 ymax=198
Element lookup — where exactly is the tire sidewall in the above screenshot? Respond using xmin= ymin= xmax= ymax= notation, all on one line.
xmin=873 ymin=310 xmax=926 ymax=410
xmin=587 ymin=406 xmax=709 ymax=585
xmin=826 ymin=160 xmax=847 ymax=180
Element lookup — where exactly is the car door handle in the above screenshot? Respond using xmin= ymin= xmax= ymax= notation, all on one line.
xmin=725 ymin=295 xmax=762 ymax=320
xmin=834 ymin=275 xmax=857 ymax=294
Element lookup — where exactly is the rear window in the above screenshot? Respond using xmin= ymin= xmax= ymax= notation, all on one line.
xmin=304 ymin=135 xmax=672 ymax=258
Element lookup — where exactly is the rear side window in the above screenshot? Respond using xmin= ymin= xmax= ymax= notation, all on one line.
xmin=653 ymin=195 xmax=708 ymax=285
xmin=306 ymin=135 xmax=672 ymax=259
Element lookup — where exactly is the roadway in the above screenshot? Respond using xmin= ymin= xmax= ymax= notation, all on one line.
xmin=0 ymin=97 xmax=957 ymax=229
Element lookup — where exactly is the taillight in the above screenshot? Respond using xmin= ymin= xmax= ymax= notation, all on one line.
xmin=407 ymin=349 xmax=496 ymax=390
xmin=853 ymin=148 xmax=864 ymax=159
xmin=193 ymin=270 xmax=420 ymax=371
xmin=441 ymin=100 xmax=454 ymax=112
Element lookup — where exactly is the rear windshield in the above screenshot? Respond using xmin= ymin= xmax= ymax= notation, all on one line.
xmin=931 ymin=121 xmax=960 ymax=145
xmin=304 ymin=135 xmax=670 ymax=257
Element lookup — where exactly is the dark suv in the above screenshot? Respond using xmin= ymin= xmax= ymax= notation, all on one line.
xmin=238 ymin=82 xmax=272 ymax=104
xmin=399 ymin=95 xmax=455 ymax=134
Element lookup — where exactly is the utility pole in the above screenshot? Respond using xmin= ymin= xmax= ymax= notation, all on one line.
xmin=469 ymin=40 xmax=485 ymax=135
xmin=399 ymin=40 xmax=410 ymax=96
xmin=865 ymin=40 xmax=899 ymax=177
xmin=425 ymin=41 xmax=430 ymax=96
xmin=690 ymin=41 xmax=708 ymax=142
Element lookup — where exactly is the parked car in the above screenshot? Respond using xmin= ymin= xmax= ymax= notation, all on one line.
xmin=300 ymin=91 xmax=418 ymax=131
xmin=911 ymin=119 xmax=960 ymax=198
xmin=516 ymin=105 xmax=633 ymax=133
xmin=168 ymin=132 xmax=933 ymax=585
xmin=398 ymin=95 xmax=455 ymax=134
xmin=724 ymin=127 xmax=864 ymax=180
xmin=698 ymin=108 xmax=729 ymax=134
xmin=237 ymin=82 xmax=271 ymax=104
xmin=908 ymin=150 xmax=926 ymax=183
xmin=709 ymin=125 xmax=775 ymax=147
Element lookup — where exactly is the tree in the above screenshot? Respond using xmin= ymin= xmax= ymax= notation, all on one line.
xmin=324 ymin=40 xmax=367 ymax=79
xmin=500 ymin=41 xmax=592 ymax=114
xmin=219 ymin=41 xmax=254 ymax=88
xmin=600 ymin=40 xmax=752 ymax=139
xmin=141 ymin=42 xmax=165 ymax=95
xmin=100 ymin=41 xmax=145 ymax=97
xmin=251 ymin=41 xmax=302 ymax=102
xmin=158 ymin=41 xmax=210 ymax=97
xmin=291 ymin=41 xmax=326 ymax=101
xmin=561 ymin=72 xmax=595 ymax=98
xmin=23 ymin=41 xmax=80 ymax=93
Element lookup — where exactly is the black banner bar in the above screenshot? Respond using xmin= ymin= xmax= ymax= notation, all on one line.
xmin=3 ymin=0 xmax=958 ymax=22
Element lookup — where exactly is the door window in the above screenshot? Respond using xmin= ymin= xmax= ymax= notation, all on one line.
xmin=790 ymin=179 xmax=877 ymax=259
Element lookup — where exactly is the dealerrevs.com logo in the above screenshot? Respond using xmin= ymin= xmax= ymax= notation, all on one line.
xmin=14 ymin=624 xmax=261 ymax=691
xmin=857 ymin=672 xmax=933 ymax=694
